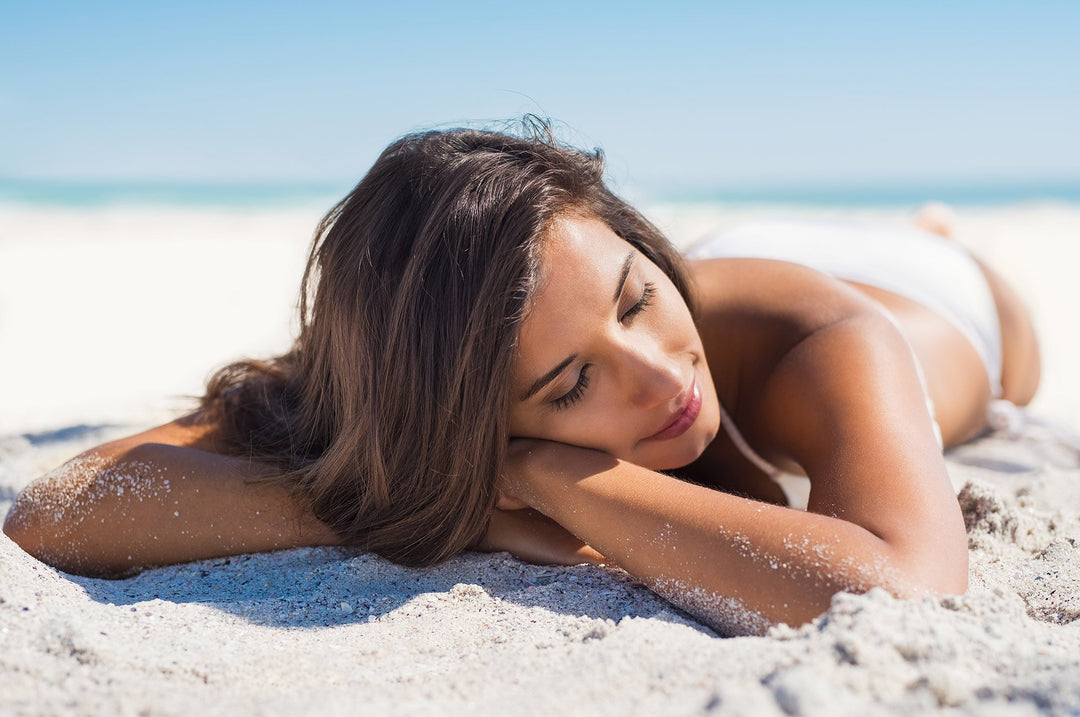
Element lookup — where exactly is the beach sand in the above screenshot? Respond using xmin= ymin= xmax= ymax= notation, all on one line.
xmin=2 ymin=202 xmax=1079 ymax=715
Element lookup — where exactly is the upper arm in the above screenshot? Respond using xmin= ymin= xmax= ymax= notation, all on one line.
xmin=754 ymin=311 xmax=968 ymax=590
xmin=3 ymin=420 xmax=339 ymax=577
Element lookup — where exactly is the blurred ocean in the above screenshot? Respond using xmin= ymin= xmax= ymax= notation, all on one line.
xmin=0 ymin=178 xmax=349 ymax=209
xmin=2 ymin=177 xmax=1079 ymax=209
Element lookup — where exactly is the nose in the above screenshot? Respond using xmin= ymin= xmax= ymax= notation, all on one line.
xmin=616 ymin=337 xmax=685 ymax=409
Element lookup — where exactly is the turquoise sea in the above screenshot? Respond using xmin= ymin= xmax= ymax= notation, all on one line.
xmin=0 ymin=178 xmax=350 ymax=209
xmin=2 ymin=177 xmax=1080 ymax=209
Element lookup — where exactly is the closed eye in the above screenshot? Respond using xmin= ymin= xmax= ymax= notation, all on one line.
xmin=525 ymin=252 xmax=644 ymax=409
xmin=552 ymin=364 xmax=590 ymax=411
xmin=621 ymin=281 xmax=655 ymax=323
xmin=551 ymin=281 xmax=653 ymax=411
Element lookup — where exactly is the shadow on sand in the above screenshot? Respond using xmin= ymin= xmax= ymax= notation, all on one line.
xmin=67 ymin=547 xmax=706 ymax=633
xmin=19 ymin=423 xmax=126 ymax=447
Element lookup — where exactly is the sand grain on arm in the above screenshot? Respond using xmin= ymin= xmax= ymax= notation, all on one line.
xmin=3 ymin=439 xmax=337 ymax=577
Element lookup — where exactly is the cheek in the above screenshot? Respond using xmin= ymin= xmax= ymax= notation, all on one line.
xmin=510 ymin=400 xmax=628 ymax=451
xmin=508 ymin=405 xmax=573 ymax=442
xmin=646 ymin=281 xmax=696 ymax=336
xmin=508 ymin=406 xmax=534 ymax=439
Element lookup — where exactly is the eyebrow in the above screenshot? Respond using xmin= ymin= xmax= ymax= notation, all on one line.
xmin=521 ymin=354 xmax=578 ymax=401
xmin=613 ymin=251 xmax=635 ymax=303
xmin=521 ymin=251 xmax=635 ymax=402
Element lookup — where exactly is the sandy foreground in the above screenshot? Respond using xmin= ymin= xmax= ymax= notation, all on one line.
xmin=1 ymin=201 xmax=1079 ymax=715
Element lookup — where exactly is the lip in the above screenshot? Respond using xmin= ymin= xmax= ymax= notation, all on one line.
xmin=644 ymin=379 xmax=702 ymax=441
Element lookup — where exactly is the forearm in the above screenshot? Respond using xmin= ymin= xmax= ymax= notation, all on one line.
xmin=3 ymin=442 xmax=337 ymax=577
xmin=513 ymin=445 xmax=931 ymax=633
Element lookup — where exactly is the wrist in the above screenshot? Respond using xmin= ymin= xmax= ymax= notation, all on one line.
xmin=505 ymin=440 xmax=618 ymax=515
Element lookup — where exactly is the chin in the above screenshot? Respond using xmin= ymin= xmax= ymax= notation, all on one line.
xmin=644 ymin=429 xmax=715 ymax=471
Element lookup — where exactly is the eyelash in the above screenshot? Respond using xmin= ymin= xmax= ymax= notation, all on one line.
xmin=621 ymin=281 xmax=656 ymax=322
xmin=552 ymin=364 xmax=590 ymax=411
xmin=551 ymin=281 xmax=656 ymax=411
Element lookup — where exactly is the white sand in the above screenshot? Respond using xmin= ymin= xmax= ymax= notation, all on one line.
xmin=2 ymin=201 xmax=1079 ymax=715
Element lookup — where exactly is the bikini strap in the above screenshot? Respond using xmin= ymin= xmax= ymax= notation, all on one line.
xmin=716 ymin=399 xmax=783 ymax=479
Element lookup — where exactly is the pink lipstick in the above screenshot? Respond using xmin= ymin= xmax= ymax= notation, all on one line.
xmin=645 ymin=380 xmax=702 ymax=441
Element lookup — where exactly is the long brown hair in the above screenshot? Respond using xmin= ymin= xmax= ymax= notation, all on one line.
xmin=202 ymin=119 xmax=694 ymax=567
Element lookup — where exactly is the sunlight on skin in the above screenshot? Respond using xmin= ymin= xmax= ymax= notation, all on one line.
xmin=3 ymin=438 xmax=326 ymax=578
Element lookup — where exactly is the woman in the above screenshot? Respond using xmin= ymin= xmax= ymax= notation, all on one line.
xmin=2 ymin=123 xmax=1040 ymax=634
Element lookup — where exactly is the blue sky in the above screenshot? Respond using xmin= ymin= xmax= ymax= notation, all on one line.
xmin=2 ymin=0 xmax=1078 ymax=193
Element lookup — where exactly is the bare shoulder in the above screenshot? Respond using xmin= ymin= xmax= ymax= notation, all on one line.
xmin=689 ymin=257 xmax=883 ymax=403
xmin=690 ymin=257 xmax=935 ymax=462
xmin=689 ymin=257 xmax=872 ymax=318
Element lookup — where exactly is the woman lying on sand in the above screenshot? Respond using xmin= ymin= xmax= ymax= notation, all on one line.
xmin=3 ymin=122 xmax=1041 ymax=634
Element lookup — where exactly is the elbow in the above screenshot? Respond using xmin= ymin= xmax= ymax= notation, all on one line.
xmin=880 ymin=569 xmax=968 ymax=604
xmin=4 ymin=497 xmax=47 ymax=557
xmin=3 ymin=485 xmax=129 ymax=579
xmin=817 ymin=529 xmax=970 ymax=608
xmin=874 ymin=543 xmax=969 ymax=602
xmin=861 ymin=515 xmax=970 ymax=600
xmin=4 ymin=511 xmax=129 ymax=578
xmin=3 ymin=441 xmax=154 ymax=578
xmin=930 ymin=559 xmax=969 ymax=596
xmin=905 ymin=561 xmax=969 ymax=599
xmin=906 ymin=527 xmax=970 ymax=598
xmin=3 ymin=503 xmax=34 ymax=551
xmin=3 ymin=498 xmax=61 ymax=569
xmin=808 ymin=559 xmax=968 ymax=629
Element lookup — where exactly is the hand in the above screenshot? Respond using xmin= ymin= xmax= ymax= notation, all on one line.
xmin=474 ymin=507 xmax=605 ymax=566
xmin=484 ymin=439 xmax=617 ymax=566
xmin=496 ymin=437 xmax=552 ymax=510
xmin=500 ymin=438 xmax=620 ymax=517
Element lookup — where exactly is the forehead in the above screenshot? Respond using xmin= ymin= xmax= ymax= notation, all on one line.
xmin=534 ymin=214 xmax=631 ymax=292
xmin=513 ymin=216 xmax=634 ymax=380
